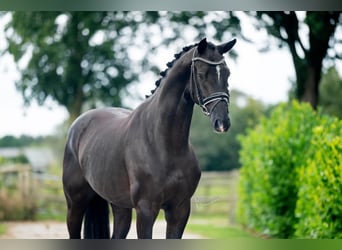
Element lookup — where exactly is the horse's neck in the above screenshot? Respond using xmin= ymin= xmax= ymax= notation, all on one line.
xmin=157 ymin=49 xmax=193 ymax=101
xmin=150 ymin=49 xmax=194 ymax=149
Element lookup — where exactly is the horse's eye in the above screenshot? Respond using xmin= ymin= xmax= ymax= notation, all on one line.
xmin=198 ymin=73 xmax=205 ymax=80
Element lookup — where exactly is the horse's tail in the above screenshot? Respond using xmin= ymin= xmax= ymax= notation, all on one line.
xmin=84 ymin=195 xmax=110 ymax=239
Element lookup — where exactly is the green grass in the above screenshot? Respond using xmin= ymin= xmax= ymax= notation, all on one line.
xmin=36 ymin=212 xmax=66 ymax=221
xmin=186 ymin=224 xmax=255 ymax=239
xmin=186 ymin=214 xmax=257 ymax=239
xmin=0 ymin=224 xmax=6 ymax=235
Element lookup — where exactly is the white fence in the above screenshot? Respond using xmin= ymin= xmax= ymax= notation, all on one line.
xmin=191 ymin=170 xmax=239 ymax=223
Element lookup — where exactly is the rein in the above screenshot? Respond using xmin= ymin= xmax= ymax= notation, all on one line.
xmin=190 ymin=49 xmax=229 ymax=116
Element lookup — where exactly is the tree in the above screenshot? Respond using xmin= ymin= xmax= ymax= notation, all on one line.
xmin=249 ymin=11 xmax=341 ymax=109
xmin=3 ymin=12 xmax=154 ymax=123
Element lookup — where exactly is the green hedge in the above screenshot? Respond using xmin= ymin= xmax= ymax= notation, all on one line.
xmin=237 ymin=100 xmax=342 ymax=238
xmin=295 ymin=117 xmax=342 ymax=238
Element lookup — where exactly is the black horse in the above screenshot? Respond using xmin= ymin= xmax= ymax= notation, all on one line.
xmin=62 ymin=38 xmax=236 ymax=239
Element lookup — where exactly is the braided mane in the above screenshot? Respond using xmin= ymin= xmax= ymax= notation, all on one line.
xmin=145 ymin=43 xmax=198 ymax=98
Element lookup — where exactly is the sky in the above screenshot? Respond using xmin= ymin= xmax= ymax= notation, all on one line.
xmin=0 ymin=12 xmax=340 ymax=137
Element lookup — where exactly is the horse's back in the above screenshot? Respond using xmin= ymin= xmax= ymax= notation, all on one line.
xmin=70 ymin=107 xmax=131 ymax=136
xmin=66 ymin=107 xmax=131 ymax=158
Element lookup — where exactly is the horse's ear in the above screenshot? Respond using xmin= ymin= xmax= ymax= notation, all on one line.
xmin=197 ymin=38 xmax=207 ymax=54
xmin=217 ymin=39 xmax=236 ymax=54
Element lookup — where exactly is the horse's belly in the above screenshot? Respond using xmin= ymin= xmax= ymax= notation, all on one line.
xmin=82 ymin=162 xmax=134 ymax=208
xmin=105 ymin=191 xmax=133 ymax=208
xmin=89 ymin=177 xmax=133 ymax=208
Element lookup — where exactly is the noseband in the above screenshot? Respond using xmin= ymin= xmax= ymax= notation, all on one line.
xmin=190 ymin=49 xmax=229 ymax=116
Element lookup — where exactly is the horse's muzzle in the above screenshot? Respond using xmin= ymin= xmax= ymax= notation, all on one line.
xmin=210 ymin=101 xmax=230 ymax=133
xmin=213 ymin=117 xmax=230 ymax=133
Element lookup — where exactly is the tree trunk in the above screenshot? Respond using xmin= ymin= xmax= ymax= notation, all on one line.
xmin=298 ymin=12 xmax=340 ymax=110
xmin=301 ymin=64 xmax=321 ymax=109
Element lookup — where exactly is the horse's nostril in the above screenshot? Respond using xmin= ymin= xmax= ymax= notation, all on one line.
xmin=214 ymin=120 xmax=225 ymax=133
xmin=213 ymin=118 xmax=230 ymax=133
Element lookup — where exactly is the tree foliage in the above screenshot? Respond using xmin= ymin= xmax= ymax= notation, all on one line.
xmin=4 ymin=12 xmax=148 ymax=122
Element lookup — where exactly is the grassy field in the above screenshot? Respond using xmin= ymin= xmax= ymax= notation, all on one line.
xmin=0 ymin=224 xmax=6 ymax=235
xmin=186 ymin=214 xmax=256 ymax=239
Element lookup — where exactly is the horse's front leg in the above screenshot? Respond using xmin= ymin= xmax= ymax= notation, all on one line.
xmin=135 ymin=199 xmax=159 ymax=239
xmin=111 ymin=204 xmax=132 ymax=239
xmin=164 ymin=199 xmax=191 ymax=239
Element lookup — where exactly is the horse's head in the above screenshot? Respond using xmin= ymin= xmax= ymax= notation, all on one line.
xmin=189 ymin=38 xmax=236 ymax=133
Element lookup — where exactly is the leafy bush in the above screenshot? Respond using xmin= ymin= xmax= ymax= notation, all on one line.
xmin=295 ymin=117 xmax=342 ymax=238
xmin=237 ymin=101 xmax=321 ymax=238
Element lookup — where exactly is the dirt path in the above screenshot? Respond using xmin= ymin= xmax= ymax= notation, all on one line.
xmin=0 ymin=220 xmax=204 ymax=239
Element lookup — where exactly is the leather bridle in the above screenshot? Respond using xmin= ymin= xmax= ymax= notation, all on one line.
xmin=190 ymin=49 xmax=230 ymax=116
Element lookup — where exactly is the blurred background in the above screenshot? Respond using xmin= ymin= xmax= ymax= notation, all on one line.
xmin=0 ymin=11 xmax=341 ymax=239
